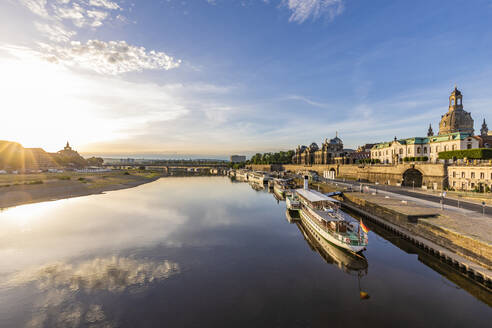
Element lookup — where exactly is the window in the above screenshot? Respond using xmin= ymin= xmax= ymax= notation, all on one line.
xmin=471 ymin=172 xmax=475 ymax=179
xmin=481 ymin=172 xmax=485 ymax=179
xmin=436 ymin=146 xmax=439 ymax=152
xmin=461 ymin=172 xmax=465 ymax=178
xmin=453 ymin=181 xmax=456 ymax=187
xmin=423 ymin=147 xmax=427 ymax=154
xmin=462 ymin=183 xmax=466 ymax=189
xmin=467 ymin=143 xmax=472 ymax=149
xmin=417 ymin=147 xmax=421 ymax=154
xmin=452 ymin=145 xmax=456 ymax=150
xmin=452 ymin=171 xmax=456 ymax=178
xmin=399 ymin=149 xmax=403 ymax=155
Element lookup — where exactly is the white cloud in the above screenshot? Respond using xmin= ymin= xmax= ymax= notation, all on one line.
xmin=86 ymin=9 xmax=109 ymax=27
xmin=54 ymin=2 xmax=90 ymax=27
xmin=20 ymin=0 xmax=120 ymax=28
xmin=37 ymin=40 xmax=181 ymax=75
xmin=282 ymin=0 xmax=344 ymax=23
xmin=34 ymin=22 xmax=76 ymax=42
xmin=20 ymin=0 xmax=49 ymax=18
xmin=89 ymin=0 xmax=120 ymax=10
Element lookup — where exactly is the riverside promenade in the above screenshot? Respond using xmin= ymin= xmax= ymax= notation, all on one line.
xmin=310 ymin=179 xmax=492 ymax=288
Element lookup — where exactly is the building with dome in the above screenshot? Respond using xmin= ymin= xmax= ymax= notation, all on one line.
xmin=292 ymin=133 xmax=348 ymax=165
xmin=371 ymin=87 xmax=481 ymax=164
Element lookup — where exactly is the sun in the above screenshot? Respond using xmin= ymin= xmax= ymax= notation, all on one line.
xmin=0 ymin=47 xmax=122 ymax=152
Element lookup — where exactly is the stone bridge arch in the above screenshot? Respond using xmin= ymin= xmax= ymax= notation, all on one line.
xmin=402 ymin=168 xmax=423 ymax=187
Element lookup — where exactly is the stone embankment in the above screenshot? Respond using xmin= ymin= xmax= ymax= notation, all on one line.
xmin=308 ymin=180 xmax=492 ymax=287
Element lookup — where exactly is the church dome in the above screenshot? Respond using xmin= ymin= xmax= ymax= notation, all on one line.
xmin=329 ymin=136 xmax=342 ymax=144
xmin=438 ymin=87 xmax=474 ymax=135
xmin=309 ymin=142 xmax=319 ymax=151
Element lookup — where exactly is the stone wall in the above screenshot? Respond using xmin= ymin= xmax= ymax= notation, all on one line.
xmin=247 ymin=163 xmax=447 ymax=188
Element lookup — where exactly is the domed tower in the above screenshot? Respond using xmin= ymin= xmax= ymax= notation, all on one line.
xmin=438 ymin=86 xmax=474 ymax=135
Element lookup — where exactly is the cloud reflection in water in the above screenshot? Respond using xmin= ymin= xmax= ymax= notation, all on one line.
xmin=3 ymin=256 xmax=180 ymax=328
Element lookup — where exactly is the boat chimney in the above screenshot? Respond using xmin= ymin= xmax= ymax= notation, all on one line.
xmin=303 ymin=175 xmax=309 ymax=190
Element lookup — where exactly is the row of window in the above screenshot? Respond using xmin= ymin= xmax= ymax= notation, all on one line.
xmin=451 ymin=171 xmax=492 ymax=179
xmin=372 ymin=143 xmax=473 ymax=157
xmin=452 ymin=181 xmax=490 ymax=189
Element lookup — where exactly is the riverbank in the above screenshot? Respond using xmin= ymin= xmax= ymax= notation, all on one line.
xmin=300 ymin=179 xmax=492 ymax=287
xmin=0 ymin=171 xmax=164 ymax=209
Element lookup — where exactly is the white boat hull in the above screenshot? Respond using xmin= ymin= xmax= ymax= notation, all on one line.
xmin=300 ymin=209 xmax=366 ymax=253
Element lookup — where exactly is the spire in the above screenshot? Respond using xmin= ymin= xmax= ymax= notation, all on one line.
xmin=481 ymin=118 xmax=488 ymax=136
xmin=427 ymin=123 xmax=434 ymax=137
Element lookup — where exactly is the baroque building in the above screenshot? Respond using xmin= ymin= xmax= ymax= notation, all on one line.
xmin=438 ymin=87 xmax=474 ymax=135
xmin=371 ymin=87 xmax=481 ymax=164
xmin=292 ymin=133 xmax=346 ymax=165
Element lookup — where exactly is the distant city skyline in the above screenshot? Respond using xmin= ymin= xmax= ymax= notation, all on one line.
xmin=1 ymin=1 xmax=492 ymax=156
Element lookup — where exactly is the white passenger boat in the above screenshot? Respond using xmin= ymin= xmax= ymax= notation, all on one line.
xmin=248 ymin=171 xmax=271 ymax=185
xmin=273 ymin=178 xmax=295 ymax=200
xmin=286 ymin=192 xmax=301 ymax=210
xmin=295 ymin=178 xmax=368 ymax=253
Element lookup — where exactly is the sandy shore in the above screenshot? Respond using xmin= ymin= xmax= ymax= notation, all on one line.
xmin=0 ymin=171 xmax=163 ymax=209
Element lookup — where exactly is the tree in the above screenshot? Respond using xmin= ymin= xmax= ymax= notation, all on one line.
xmin=87 ymin=157 xmax=104 ymax=166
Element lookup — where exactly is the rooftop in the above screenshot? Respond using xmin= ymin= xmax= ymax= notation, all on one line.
xmin=295 ymin=188 xmax=339 ymax=203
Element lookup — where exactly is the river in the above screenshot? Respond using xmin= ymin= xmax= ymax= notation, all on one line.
xmin=0 ymin=177 xmax=490 ymax=327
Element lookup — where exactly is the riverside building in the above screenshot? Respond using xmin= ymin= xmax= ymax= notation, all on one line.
xmin=292 ymin=133 xmax=346 ymax=165
xmin=371 ymin=87 xmax=481 ymax=164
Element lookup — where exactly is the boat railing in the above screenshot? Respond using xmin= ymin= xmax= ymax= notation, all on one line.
xmin=302 ymin=205 xmax=367 ymax=246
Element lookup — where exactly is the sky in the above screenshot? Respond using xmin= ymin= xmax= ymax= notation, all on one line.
xmin=1 ymin=0 xmax=492 ymax=159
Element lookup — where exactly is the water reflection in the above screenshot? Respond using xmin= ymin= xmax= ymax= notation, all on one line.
xmin=2 ymin=256 xmax=179 ymax=328
xmin=0 ymin=177 xmax=490 ymax=327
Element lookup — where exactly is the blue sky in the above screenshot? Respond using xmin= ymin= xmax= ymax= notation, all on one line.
xmin=1 ymin=0 xmax=492 ymax=158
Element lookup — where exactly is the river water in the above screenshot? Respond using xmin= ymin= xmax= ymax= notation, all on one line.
xmin=0 ymin=177 xmax=490 ymax=327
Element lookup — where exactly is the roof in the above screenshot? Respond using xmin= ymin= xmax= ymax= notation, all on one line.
xmin=295 ymin=188 xmax=339 ymax=203
xmin=371 ymin=132 xmax=474 ymax=150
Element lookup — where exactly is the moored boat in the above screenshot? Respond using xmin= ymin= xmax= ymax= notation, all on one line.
xmin=286 ymin=192 xmax=301 ymax=210
xmin=273 ymin=178 xmax=295 ymax=200
xmin=295 ymin=178 xmax=368 ymax=253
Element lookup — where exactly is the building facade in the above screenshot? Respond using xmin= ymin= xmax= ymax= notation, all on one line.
xmin=448 ymin=165 xmax=492 ymax=191
xmin=371 ymin=87 xmax=481 ymax=164
xmin=292 ymin=134 xmax=346 ymax=165
xmin=230 ymin=155 xmax=246 ymax=163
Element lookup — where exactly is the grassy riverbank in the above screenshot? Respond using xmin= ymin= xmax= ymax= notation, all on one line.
xmin=0 ymin=170 xmax=164 ymax=209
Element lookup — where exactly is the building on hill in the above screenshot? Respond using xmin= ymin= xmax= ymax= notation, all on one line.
xmin=371 ymin=87 xmax=482 ymax=164
xmin=56 ymin=142 xmax=87 ymax=168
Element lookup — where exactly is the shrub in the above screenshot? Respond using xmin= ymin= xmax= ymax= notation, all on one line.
xmin=58 ymin=176 xmax=71 ymax=180
xmin=78 ymin=177 xmax=86 ymax=181
xmin=438 ymin=148 xmax=492 ymax=160
xmin=124 ymin=172 xmax=130 ymax=175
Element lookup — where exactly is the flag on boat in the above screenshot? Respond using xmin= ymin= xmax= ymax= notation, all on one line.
xmin=360 ymin=220 xmax=370 ymax=233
